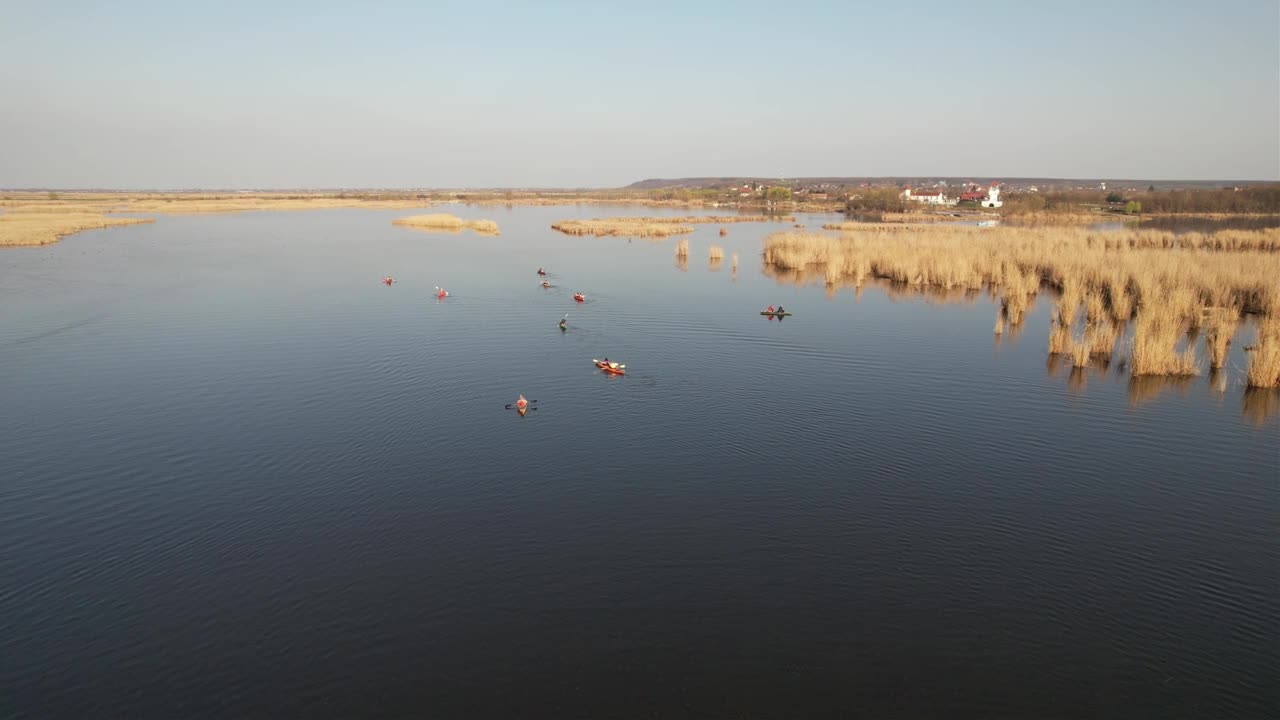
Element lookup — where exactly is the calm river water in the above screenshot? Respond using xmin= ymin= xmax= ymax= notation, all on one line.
xmin=1 ymin=206 xmax=1276 ymax=718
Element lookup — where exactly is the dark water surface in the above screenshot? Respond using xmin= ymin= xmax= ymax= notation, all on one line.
xmin=2 ymin=207 xmax=1277 ymax=718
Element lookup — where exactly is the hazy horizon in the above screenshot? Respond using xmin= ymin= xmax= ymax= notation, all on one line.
xmin=3 ymin=0 xmax=1277 ymax=188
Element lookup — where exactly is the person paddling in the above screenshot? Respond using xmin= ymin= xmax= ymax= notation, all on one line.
xmin=776 ymin=305 xmax=784 ymax=314
xmin=767 ymin=304 xmax=775 ymax=313
xmin=559 ymin=318 xmax=567 ymax=330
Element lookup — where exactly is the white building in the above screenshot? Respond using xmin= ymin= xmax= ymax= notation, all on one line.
xmin=981 ymin=185 xmax=1003 ymax=208
xmin=902 ymin=188 xmax=958 ymax=206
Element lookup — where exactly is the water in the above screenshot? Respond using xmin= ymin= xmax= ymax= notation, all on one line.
xmin=2 ymin=207 xmax=1277 ymax=718
xmin=1091 ymin=216 xmax=1280 ymax=234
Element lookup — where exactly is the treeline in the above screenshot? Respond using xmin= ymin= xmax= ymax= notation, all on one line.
xmin=1002 ymin=186 xmax=1280 ymax=214
xmin=1120 ymin=186 xmax=1280 ymax=214
xmin=844 ymin=188 xmax=908 ymax=213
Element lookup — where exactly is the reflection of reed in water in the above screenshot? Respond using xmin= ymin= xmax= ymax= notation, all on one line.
xmin=1067 ymin=366 xmax=1088 ymax=393
xmin=1127 ymin=376 xmax=1195 ymax=407
xmin=1209 ymin=367 xmax=1229 ymax=398
xmin=1241 ymin=387 xmax=1279 ymax=428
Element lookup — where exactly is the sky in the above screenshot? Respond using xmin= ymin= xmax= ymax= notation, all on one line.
xmin=1 ymin=0 xmax=1277 ymax=188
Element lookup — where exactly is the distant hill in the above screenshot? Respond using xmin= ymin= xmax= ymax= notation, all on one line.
xmin=625 ymin=177 xmax=1261 ymax=190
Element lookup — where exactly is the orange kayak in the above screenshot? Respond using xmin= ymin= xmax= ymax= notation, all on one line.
xmin=595 ymin=360 xmax=625 ymax=375
xmin=573 ymin=294 xmax=585 ymax=302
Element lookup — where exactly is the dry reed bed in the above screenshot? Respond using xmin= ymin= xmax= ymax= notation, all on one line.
xmin=1247 ymin=319 xmax=1280 ymax=388
xmin=824 ymin=212 xmax=968 ymax=227
xmin=551 ymin=214 xmax=792 ymax=238
xmin=392 ymin=214 xmax=500 ymax=236
xmin=763 ymin=226 xmax=1280 ymax=377
xmin=0 ymin=193 xmax=436 ymax=246
xmin=0 ymin=212 xmax=155 ymax=246
xmin=0 ymin=193 xmax=432 ymax=215
xmin=553 ymin=219 xmax=695 ymax=237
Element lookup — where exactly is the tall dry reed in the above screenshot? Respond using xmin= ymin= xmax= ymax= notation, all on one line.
xmin=1130 ymin=307 xmax=1200 ymax=376
xmin=1048 ymin=319 xmax=1072 ymax=355
xmin=393 ymin=214 xmax=500 ymax=235
xmin=675 ymin=239 xmax=689 ymax=257
xmin=1070 ymin=339 xmax=1092 ymax=368
xmin=1246 ymin=319 xmax=1280 ymax=388
xmin=1087 ymin=320 xmax=1120 ymax=360
xmin=1203 ymin=306 xmax=1240 ymax=370
xmin=708 ymin=245 xmax=724 ymax=260
xmin=761 ymin=226 xmax=1279 ymax=319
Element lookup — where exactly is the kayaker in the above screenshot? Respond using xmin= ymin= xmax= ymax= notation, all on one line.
xmin=559 ymin=319 xmax=567 ymax=330
xmin=776 ymin=305 xmax=784 ymax=314
xmin=767 ymin=305 xmax=775 ymax=313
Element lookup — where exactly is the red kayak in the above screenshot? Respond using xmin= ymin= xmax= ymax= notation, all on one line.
xmin=573 ymin=293 xmax=585 ymax=302
xmin=594 ymin=359 xmax=625 ymax=375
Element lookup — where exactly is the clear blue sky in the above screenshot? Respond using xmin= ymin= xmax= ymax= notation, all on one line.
xmin=2 ymin=0 xmax=1276 ymax=188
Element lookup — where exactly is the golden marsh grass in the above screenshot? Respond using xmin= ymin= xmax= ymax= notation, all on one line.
xmin=551 ymin=214 xmax=790 ymax=238
xmin=762 ymin=226 xmax=1279 ymax=316
xmin=0 ymin=211 xmax=155 ymax=246
xmin=0 ymin=191 xmax=435 ymax=246
xmin=1130 ymin=307 xmax=1200 ymax=376
xmin=392 ymin=214 xmax=500 ymax=236
xmin=1246 ymin=319 xmax=1280 ymax=388
xmin=763 ymin=225 xmax=1279 ymax=376
xmin=1204 ymin=306 xmax=1241 ymax=369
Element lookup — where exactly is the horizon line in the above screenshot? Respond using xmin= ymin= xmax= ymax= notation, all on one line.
xmin=5 ymin=176 xmax=1279 ymax=193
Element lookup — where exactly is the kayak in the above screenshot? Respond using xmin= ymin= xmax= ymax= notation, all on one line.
xmin=540 ymin=282 xmax=551 ymax=288
xmin=760 ymin=311 xmax=793 ymax=316
xmin=594 ymin=360 xmax=625 ymax=375
xmin=573 ymin=294 xmax=585 ymax=302
xmin=559 ymin=324 xmax=567 ymax=331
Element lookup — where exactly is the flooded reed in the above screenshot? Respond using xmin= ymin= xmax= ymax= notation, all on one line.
xmin=552 ymin=214 xmax=790 ymax=238
xmin=763 ymin=225 xmax=1279 ymax=375
xmin=762 ymin=227 xmax=1279 ymax=317
xmin=675 ymin=239 xmax=689 ymax=258
xmin=708 ymin=245 xmax=724 ymax=261
xmin=1246 ymin=319 xmax=1280 ymax=388
xmin=1204 ymin=306 xmax=1241 ymax=370
xmin=1130 ymin=307 xmax=1200 ymax=376
xmin=393 ymin=213 xmax=500 ymax=235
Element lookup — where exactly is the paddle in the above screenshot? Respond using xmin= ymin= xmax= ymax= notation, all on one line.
xmin=592 ymin=359 xmax=626 ymax=369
